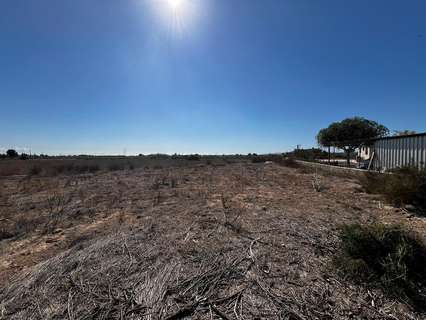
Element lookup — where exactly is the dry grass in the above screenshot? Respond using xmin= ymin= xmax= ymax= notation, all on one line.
xmin=334 ymin=223 xmax=426 ymax=309
xmin=0 ymin=160 xmax=425 ymax=319
xmin=360 ymin=168 xmax=426 ymax=213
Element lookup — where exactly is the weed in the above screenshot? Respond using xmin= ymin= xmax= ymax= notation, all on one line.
xmin=0 ymin=229 xmax=15 ymax=241
xmin=187 ymin=154 xmax=201 ymax=161
xmin=334 ymin=223 xmax=426 ymax=308
xmin=8 ymin=215 xmax=46 ymax=237
xmin=29 ymin=166 xmax=42 ymax=176
xmin=360 ymin=167 xmax=426 ymax=212
xmin=311 ymin=172 xmax=322 ymax=192
xmin=108 ymin=163 xmax=124 ymax=171
xmin=52 ymin=163 xmax=99 ymax=175
xmin=153 ymin=191 xmax=161 ymax=206
xmin=45 ymin=193 xmax=67 ymax=234
xmin=279 ymin=157 xmax=300 ymax=168
xmin=88 ymin=164 xmax=100 ymax=173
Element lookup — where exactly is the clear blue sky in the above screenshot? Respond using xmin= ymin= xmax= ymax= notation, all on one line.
xmin=1 ymin=0 xmax=425 ymax=155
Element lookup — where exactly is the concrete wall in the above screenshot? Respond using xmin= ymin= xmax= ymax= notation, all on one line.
xmin=296 ymin=160 xmax=370 ymax=178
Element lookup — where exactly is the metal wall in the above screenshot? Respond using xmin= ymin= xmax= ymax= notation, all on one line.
xmin=373 ymin=135 xmax=426 ymax=170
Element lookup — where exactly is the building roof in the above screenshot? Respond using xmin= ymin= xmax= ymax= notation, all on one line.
xmin=373 ymin=132 xmax=426 ymax=141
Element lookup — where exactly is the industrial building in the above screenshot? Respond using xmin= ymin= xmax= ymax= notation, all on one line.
xmin=359 ymin=133 xmax=426 ymax=171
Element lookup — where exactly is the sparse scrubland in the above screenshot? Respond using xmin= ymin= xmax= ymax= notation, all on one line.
xmin=361 ymin=167 xmax=426 ymax=213
xmin=0 ymin=157 xmax=425 ymax=319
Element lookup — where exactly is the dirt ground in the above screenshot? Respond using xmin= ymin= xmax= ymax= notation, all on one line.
xmin=0 ymin=161 xmax=425 ymax=319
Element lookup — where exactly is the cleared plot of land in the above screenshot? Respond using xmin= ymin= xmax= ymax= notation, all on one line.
xmin=0 ymin=161 xmax=425 ymax=319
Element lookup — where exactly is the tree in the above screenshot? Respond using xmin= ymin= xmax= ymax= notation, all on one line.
xmin=6 ymin=149 xmax=18 ymax=158
xmin=317 ymin=117 xmax=389 ymax=165
xmin=394 ymin=130 xmax=416 ymax=136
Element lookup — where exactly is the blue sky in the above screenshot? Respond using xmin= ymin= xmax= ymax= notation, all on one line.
xmin=1 ymin=0 xmax=425 ymax=155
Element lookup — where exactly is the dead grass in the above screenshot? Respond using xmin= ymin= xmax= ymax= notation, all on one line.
xmin=360 ymin=167 xmax=426 ymax=213
xmin=0 ymin=160 xmax=425 ymax=319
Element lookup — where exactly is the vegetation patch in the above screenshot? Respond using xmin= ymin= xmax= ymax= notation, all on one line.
xmin=360 ymin=167 xmax=426 ymax=212
xmin=334 ymin=223 xmax=426 ymax=308
xmin=251 ymin=154 xmax=300 ymax=168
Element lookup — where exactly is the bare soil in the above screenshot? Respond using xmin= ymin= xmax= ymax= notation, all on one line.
xmin=0 ymin=161 xmax=425 ymax=319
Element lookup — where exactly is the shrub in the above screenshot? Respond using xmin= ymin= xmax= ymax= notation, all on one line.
xmin=20 ymin=153 xmax=29 ymax=160
xmin=108 ymin=163 xmax=124 ymax=171
xmin=334 ymin=223 xmax=426 ymax=307
xmin=251 ymin=155 xmax=300 ymax=168
xmin=290 ymin=148 xmax=329 ymax=161
xmin=360 ymin=167 xmax=426 ymax=211
xmin=251 ymin=155 xmax=267 ymax=163
xmin=88 ymin=164 xmax=100 ymax=173
xmin=53 ymin=164 xmax=74 ymax=175
xmin=187 ymin=154 xmax=201 ymax=161
xmin=279 ymin=156 xmax=300 ymax=168
xmin=0 ymin=229 xmax=15 ymax=241
xmin=29 ymin=166 xmax=42 ymax=176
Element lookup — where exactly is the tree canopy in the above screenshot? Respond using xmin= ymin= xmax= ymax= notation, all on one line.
xmin=317 ymin=117 xmax=389 ymax=163
xmin=393 ymin=130 xmax=416 ymax=136
xmin=6 ymin=149 xmax=18 ymax=158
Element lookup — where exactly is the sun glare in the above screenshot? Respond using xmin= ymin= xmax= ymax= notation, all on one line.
xmin=149 ymin=0 xmax=202 ymax=37
xmin=169 ymin=0 xmax=183 ymax=9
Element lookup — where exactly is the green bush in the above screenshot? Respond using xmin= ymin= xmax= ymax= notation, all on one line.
xmin=290 ymin=148 xmax=329 ymax=161
xmin=360 ymin=167 xmax=426 ymax=211
xmin=334 ymin=223 xmax=426 ymax=308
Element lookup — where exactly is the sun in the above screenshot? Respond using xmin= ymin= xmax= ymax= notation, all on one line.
xmin=146 ymin=0 xmax=203 ymax=37
xmin=169 ymin=0 xmax=183 ymax=9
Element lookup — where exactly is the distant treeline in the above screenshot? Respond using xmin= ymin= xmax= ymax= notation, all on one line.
xmin=1 ymin=148 xmax=350 ymax=162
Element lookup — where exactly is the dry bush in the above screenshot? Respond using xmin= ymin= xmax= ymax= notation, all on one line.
xmin=52 ymin=163 xmax=100 ymax=175
xmin=44 ymin=193 xmax=69 ymax=234
xmin=0 ymin=229 xmax=15 ymax=241
xmin=107 ymin=163 xmax=125 ymax=171
xmin=311 ymin=172 xmax=322 ymax=192
xmin=28 ymin=165 xmax=42 ymax=176
xmin=3 ymin=215 xmax=47 ymax=239
xmin=251 ymin=155 xmax=300 ymax=168
xmin=278 ymin=156 xmax=300 ymax=168
xmin=360 ymin=167 xmax=426 ymax=212
xmin=297 ymin=165 xmax=315 ymax=175
xmin=334 ymin=223 xmax=426 ymax=309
